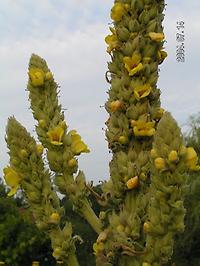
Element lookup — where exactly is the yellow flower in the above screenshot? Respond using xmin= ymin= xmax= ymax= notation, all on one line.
xmin=70 ymin=130 xmax=90 ymax=155
xmin=29 ymin=68 xmax=45 ymax=87
xmin=148 ymin=32 xmax=165 ymax=42
xmin=154 ymin=157 xmax=166 ymax=170
xmin=3 ymin=167 xmax=21 ymax=196
xmin=105 ymin=33 xmax=119 ymax=53
xmin=126 ymin=176 xmax=139 ymax=190
xmin=47 ymin=126 xmax=64 ymax=146
xmin=185 ymin=147 xmax=200 ymax=171
xmin=93 ymin=242 xmax=104 ymax=255
xmin=134 ymin=84 xmax=152 ymax=100
xmin=131 ymin=120 xmax=155 ymax=137
xmin=123 ymin=54 xmax=143 ymax=76
xmin=111 ymin=3 xmax=126 ymax=22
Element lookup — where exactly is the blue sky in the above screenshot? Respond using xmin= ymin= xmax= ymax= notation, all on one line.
xmin=0 ymin=0 xmax=199 ymax=183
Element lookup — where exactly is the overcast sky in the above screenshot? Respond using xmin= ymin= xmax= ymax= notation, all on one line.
xmin=0 ymin=0 xmax=199 ymax=184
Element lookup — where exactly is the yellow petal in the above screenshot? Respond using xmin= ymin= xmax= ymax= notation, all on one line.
xmin=7 ymin=186 xmax=19 ymax=197
xmin=29 ymin=68 xmax=45 ymax=87
xmin=47 ymin=126 xmax=64 ymax=145
xmin=126 ymin=176 xmax=139 ymax=190
xmin=70 ymin=131 xmax=90 ymax=155
xmin=111 ymin=3 xmax=125 ymax=22
xmin=129 ymin=63 xmax=143 ymax=76
xmin=134 ymin=84 xmax=152 ymax=100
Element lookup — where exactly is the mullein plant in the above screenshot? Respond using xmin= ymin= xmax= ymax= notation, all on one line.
xmin=2 ymin=0 xmax=200 ymax=266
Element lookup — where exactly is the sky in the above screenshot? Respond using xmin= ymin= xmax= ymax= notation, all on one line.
xmin=0 ymin=0 xmax=200 ymax=184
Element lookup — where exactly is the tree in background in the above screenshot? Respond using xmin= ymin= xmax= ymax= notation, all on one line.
xmin=0 ymin=181 xmax=55 ymax=266
xmin=170 ymin=114 xmax=200 ymax=266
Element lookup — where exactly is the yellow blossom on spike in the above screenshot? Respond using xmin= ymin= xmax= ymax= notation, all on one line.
xmin=49 ymin=212 xmax=60 ymax=224
xmin=168 ymin=150 xmax=178 ymax=162
xmin=93 ymin=242 xmax=105 ymax=255
xmin=126 ymin=176 xmax=139 ymax=190
xmin=154 ymin=157 xmax=166 ymax=170
xmin=148 ymin=32 xmax=165 ymax=42
xmin=131 ymin=120 xmax=155 ymax=137
xmin=185 ymin=147 xmax=200 ymax=171
xmin=3 ymin=167 xmax=21 ymax=196
xmin=29 ymin=68 xmax=45 ymax=87
xmin=105 ymin=33 xmax=119 ymax=53
xmin=47 ymin=126 xmax=64 ymax=146
xmin=70 ymin=130 xmax=90 ymax=155
xmin=134 ymin=84 xmax=152 ymax=100
xmin=110 ymin=100 xmax=123 ymax=112
xmin=123 ymin=54 xmax=143 ymax=76
xmin=36 ymin=144 xmax=44 ymax=155
xmin=111 ymin=3 xmax=125 ymax=22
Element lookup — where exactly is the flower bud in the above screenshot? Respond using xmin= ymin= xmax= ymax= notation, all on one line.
xmin=118 ymin=136 xmax=128 ymax=144
xmin=117 ymin=224 xmax=125 ymax=233
xmin=36 ymin=144 xmax=44 ymax=155
xmin=150 ymin=149 xmax=158 ymax=158
xmin=110 ymin=100 xmax=124 ymax=112
xmin=68 ymin=158 xmax=77 ymax=168
xmin=154 ymin=157 xmax=166 ymax=170
xmin=143 ymin=222 xmax=151 ymax=233
xmin=168 ymin=150 xmax=178 ymax=162
xmin=20 ymin=149 xmax=28 ymax=158
xmin=38 ymin=119 xmax=46 ymax=129
xmin=49 ymin=212 xmax=60 ymax=224
xmin=45 ymin=71 xmax=53 ymax=81
xmin=126 ymin=176 xmax=139 ymax=190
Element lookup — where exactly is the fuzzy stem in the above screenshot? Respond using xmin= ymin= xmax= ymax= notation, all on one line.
xmin=81 ymin=199 xmax=102 ymax=234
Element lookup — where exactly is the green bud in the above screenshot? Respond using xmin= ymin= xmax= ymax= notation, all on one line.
xmin=117 ymin=27 xmax=130 ymax=42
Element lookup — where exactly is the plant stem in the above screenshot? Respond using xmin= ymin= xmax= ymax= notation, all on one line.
xmin=66 ymin=253 xmax=79 ymax=266
xmin=81 ymin=199 xmax=102 ymax=234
